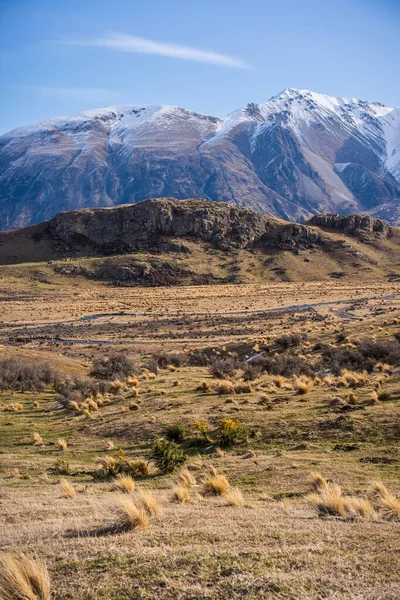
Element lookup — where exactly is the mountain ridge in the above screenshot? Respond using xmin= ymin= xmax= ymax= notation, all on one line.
xmin=1 ymin=88 xmax=400 ymax=230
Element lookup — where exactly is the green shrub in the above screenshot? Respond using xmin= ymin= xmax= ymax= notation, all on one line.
xmin=151 ymin=439 xmax=187 ymax=474
xmin=165 ymin=422 xmax=187 ymax=443
xmin=217 ymin=418 xmax=248 ymax=447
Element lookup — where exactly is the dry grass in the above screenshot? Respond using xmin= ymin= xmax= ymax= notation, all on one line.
xmin=368 ymin=481 xmax=400 ymax=521
xmin=202 ymin=472 xmax=230 ymax=497
xmin=308 ymin=472 xmax=328 ymax=492
xmin=308 ymin=483 xmax=346 ymax=517
xmin=105 ymin=440 xmax=115 ymax=450
xmin=308 ymin=481 xmax=376 ymax=520
xmin=176 ymin=467 xmax=196 ymax=487
xmin=171 ymin=484 xmax=193 ymax=504
xmin=137 ymin=488 xmax=160 ymax=517
xmin=113 ymin=496 xmax=149 ymax=531
xmin=224 ymin=487 xmax=245 ymax=507
xmin=33 ymin=432 xmax=43 ymax=446
xmin=214 ymin=380 xmax=235 ymax=395
xmin=57 ymin=438 xmax=68 ymax=452
xmin=0 ymin=553 xmax=51 ymax=600
xmin=59 ymin=478 xmax=76 ymax=499
xmin=112 ymin=475 xmax=135 ymax=494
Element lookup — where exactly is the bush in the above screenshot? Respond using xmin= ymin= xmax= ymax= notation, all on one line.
xmin=209 ymin=357 xmax=239 ymax=379
xmin=90 ymin=352 xmax=136 ymax=380
xmin=217 ymin=418 xmax=248 ymax=447
xmin=151 ymin=439 xmax=187 ymax=474
xmin=243 ymin=354 xmax=314 ymax=378
xmin=320 ymin=341 xmax=400 ymax=375
xmin=0 ymin=358 xmax=57 ymax=392
xmin=165 ymin=422 xmax=187 ymax=443
xmin=274 ymin=333 xmax=304 ymax=350
xmin=152 ymin=352 xmax=187 ymax=369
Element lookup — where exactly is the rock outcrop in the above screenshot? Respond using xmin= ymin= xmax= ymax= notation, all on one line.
xmin=306 ymin=214 xmax=390 ymax=238
xmin=49 ymin=197 xmax=282 ymax=252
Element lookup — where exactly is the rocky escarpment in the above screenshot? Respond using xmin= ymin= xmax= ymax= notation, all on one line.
xmin=49 ymin=197 xmax=315 ymax=253
xmin=306 ymin=214 xmax=390 ymax=239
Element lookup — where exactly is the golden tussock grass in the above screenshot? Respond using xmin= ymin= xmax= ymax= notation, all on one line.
xmin=57 ymin=438 xmax=68 ymax=452
xmin=32 ymin=401 xmax=40 ymax=408
xmin=112 ymin=475 xmax=135 ymax=494
xmin=308 ymin=481 xmax=376 ymax=520
xmin=110 ymin=379 xmax=126 ymax=393
xmin=113 ymin=496 xmax=149 ymax=531
xmin=127 ymin=376 xmax=140 ymax=387
xmin=234 ymin=382 xmax=253 ymax=394
xmin=137 ymin=489 xmax=160 ymax=516
xmin=308 ymin=472 xmax=328 ymax=492
xmin=33 ymin=432 xmax=44 ymax=446
xmin=197 ymin=380 xmax=211 ymax=392
xmin=60 ymin=478 xmax=76 ymax=499
xmin=202 ymin=472 xmax=230 ymax=497
xmin=105 ymin=440 xmax=115 ymax=451
xmin=368 ymin=481 xmax=400 ymax=521
xmin=0 ymin=553 xmax=51 ymax=600
xmin=171 ymin=484 xmax=192 ymax=504
xmin=176 ymin=468 xmax=196 ymax=488
xmin=224 ymin=487 xmax=244 ymax=507
xmin=214 ymin=380 xmax=235 ymax=395
xmin=295 ymin=378 xmax=312 ymax=395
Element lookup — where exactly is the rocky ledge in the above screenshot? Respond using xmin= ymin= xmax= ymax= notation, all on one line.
xmin=49 ymin=197 xmax=323 ymax=253
xmin=306 ymin=214 xmax=390 ymax=238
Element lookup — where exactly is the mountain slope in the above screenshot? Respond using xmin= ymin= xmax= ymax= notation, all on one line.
xmin=1 ymin=88 xmax=400 ymax=230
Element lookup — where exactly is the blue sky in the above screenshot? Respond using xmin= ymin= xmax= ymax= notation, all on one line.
xmin=0 ymin=0 xmax=399 ymax=133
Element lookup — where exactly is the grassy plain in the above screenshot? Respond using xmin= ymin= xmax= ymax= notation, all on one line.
xmin=0 ymin=275 xmax=399 ymax=599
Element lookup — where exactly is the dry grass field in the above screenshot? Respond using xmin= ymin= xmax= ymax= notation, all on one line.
xmin=1 ymin=276 xmax=400 ymax=599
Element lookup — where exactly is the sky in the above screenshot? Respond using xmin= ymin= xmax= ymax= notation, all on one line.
xmin=0 ymin=0 xmax=399 ymax=133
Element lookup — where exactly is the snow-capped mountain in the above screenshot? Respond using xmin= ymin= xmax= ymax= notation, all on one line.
xmin=1 ymin=88 xmax=400 ymax=230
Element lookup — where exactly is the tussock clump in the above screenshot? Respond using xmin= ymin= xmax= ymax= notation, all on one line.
xmin=308 ymin=481 xmax=376 ymax=520
xmin=308 ymin=483 xmax=346 ymax=517
xmin=33 ymin=433 xmax=44 ymax=446
xmin=105 ymin=440 xmax=115 ymax=451
xmin=224 ymin=487 xmax=245 ymax=507
xmin=109 ymin=379 xmax=126 ymax=393
xmin=234 ymin=382 xmax=253 ymax=394
xmin=171 ymin=484 xmax=192 ymax=504
xmin=112 ymin=475 xmax=135 ymax=494
xmin=368 ymin=481 xmax=400 ymax=521
xmin=197 ymin=380 xmax=212 ymax=392
xmin=202 ymin=472 xmax=230 ymax=497
xmin=57 ymin=438 xmax=68 ymax=452
xmin=113 ymin=496 xmax=149 ymax=531
xmin=294 ymin=377 xmax=312 ymax=395
xmin=176 ymin=467 xmax=196 ymax=488
xmin=4 ymin=402 xmax=23 ymax=412
xmin=0 ymin=553 xmax=51 ymax=600
xmin=308 ymin=472 xmax=328 ymax=492
xmin=137 ymin=488 xmax=160 ymax=516
xmin=344 ymin=497 xmax=376 ymax=519
xmin=60 ymin=478 xmax=76 ymax=499
xmin=214 ymin=380 xmax=235 ymax=395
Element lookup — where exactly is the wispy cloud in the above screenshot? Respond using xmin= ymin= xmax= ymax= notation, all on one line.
xmin=20 ymin=86 xmax=119 ymax=102
xmin=60 ymin=32 xmax=251 ymax=70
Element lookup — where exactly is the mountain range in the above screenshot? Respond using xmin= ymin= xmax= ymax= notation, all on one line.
xmin=1 ymin=87 xmax=399 ymax=230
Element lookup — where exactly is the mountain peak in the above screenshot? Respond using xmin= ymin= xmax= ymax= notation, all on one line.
xmin=1 ymin=88 xmax=400 ymax=231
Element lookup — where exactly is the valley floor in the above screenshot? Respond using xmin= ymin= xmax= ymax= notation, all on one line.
xmin=0 ymin=280 xmax=399 ymax=599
